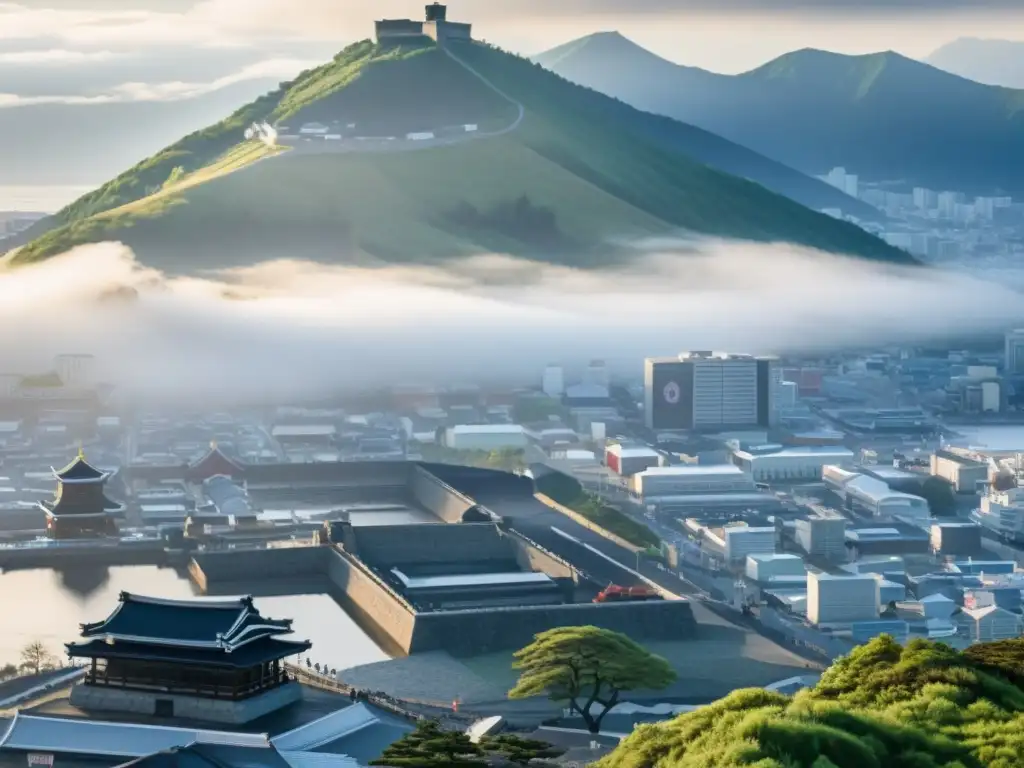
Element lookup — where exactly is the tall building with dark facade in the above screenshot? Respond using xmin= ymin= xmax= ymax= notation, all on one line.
xmin=644 ymin=352 xmax=778 ymax=432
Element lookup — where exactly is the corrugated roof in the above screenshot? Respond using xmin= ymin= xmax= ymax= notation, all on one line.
xmin=271 ymin=703 xmax=378 ymax=752
xmin=390 ymin=569 xmax=552 ymax=590
xmin=0 ymin=714 xmax=269 ymax=757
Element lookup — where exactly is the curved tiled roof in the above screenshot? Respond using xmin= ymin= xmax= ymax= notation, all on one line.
xmin=75 ymin=593 xmax=298 ymax=652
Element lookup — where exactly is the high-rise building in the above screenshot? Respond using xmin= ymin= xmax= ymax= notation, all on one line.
xmin=582 ymin=359 xmax=609 ymax=390
xmin=644 ymin=352 xmax=777 ymax=432
xmin=843 ymin=174 xmax=859 ymax=199
xmin=913 ymin=187 xmax=937 ymax=210
xmin=1005 ymin=330 xmax=1024 ymax=375
xmin=542 ymin=365 xmax=564 ymax=398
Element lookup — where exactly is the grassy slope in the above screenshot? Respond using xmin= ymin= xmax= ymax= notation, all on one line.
xmin=10 ymin=40 xmax=910 ymax=270
xmin=539 ymin=36 xmax=1024 ymax=192
xmin=598 ymin=635 xmax=1024 ymax=768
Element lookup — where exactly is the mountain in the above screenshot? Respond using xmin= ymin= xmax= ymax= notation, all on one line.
xmin=8 ymin=39 xmax=909 ymax=272
xmin=536 ymin=32 xmax=1024 ymax=195
xmin=0 ymin=79 xmax=287 ymax=187
xmin=599 ymin=635 xmax=1024 ymax=767
xmin=928 ymin=37 xmax=1024 ymax=89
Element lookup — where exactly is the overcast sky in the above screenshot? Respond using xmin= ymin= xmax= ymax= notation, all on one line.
xmin=2 ymin=0 xmax=1023 ymax=73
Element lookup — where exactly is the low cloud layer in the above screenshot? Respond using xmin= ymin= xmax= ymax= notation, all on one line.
xmin=0 ymin=57 xmax=315 ymax=107
xmin=1 ymin=239 xmax=1020 ymax=405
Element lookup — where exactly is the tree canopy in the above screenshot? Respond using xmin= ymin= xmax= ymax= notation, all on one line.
xmin=509 ymin=626 xmax=676 ymax=734
xmin=19 ymin=641 xmax=55 ymax=676
xmin=370 ymin=719 xmax=485 ymax=768
xmin=478 ymin=734 xmax=565 ymax=765
xmin=597 ymin=635 xmax=1024 ymax=768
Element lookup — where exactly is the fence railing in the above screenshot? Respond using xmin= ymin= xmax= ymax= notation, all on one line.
xmin=283 ymin=663 xmax=475 ymax=725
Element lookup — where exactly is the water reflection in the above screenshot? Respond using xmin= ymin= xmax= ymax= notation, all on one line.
xmin=52 ymin=566 xmax=111 ymax=598
xmin=0 ymin=566 xmax=388 ymax=671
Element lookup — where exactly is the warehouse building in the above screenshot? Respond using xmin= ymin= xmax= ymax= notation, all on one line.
xmin=844 ymin=474 xmax=930 ymax=523
xmin=704 ymin=523 xmax=777 ymax=563
xmin=644 ymin=351 xmax=778 ymax=432
xmin=845 ymin=522 xmax=931 ymax=557
xmin=606 ymin=443 xmax=661 ymax=476
xmin=631 ymin=464 xmax=756 ymax=497
xmin=731 ymin=445 xmax=855 ymax=483
xmin=795 ymin=516 xmax=848 ymax=561
xmin=930 ymin=449 xmax=989 ymax=493
xmin=807 ymin=572 xmax=879 ymax=626
xmin=443 ymin=424 xmax=528 ymax=451
xmin=746 ymin=553 xmax=806 ymax=583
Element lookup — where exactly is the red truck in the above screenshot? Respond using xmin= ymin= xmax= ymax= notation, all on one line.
xmin=593 ymin=584 xmax=662 ymax=603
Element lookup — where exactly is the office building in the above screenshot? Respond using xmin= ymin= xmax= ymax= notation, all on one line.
xmin=644 ymin=352 xmax=777 ymax=431
xmin=913 ymin=187 xmax=937 ymax=210
xmin=795 ymin=517 xmax=848 ymax=561
xmin=1005 ymin=329 xmax=1024 ymax=375
xmin=807 ymin=572 xmax=879 ymax=625
xmin=605 ymin=443 xmax=661 ymax=476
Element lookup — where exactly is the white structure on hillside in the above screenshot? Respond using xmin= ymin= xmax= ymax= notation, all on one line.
xmin=807 ymin=572 xmax=879 ymax=625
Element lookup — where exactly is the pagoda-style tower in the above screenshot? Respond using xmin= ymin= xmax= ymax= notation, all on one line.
xmin=40 ymin=450 xmax=123 ymax=539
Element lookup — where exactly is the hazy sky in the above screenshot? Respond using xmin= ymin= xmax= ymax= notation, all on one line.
xmin=2 ymin=1 xmax=1023 ymax=73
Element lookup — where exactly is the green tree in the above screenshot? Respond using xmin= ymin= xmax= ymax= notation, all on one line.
xmin=0 ymin=663 xmax=17 ymax=679
xmin=370 ymin=719 xmax=486 ymax=768
xmin=479 ymin=734 xmax=564 ymax=765
xmin=19 ymin=641 xmax=55 ymax=676
xmin=509 ymin=626 xmax=676 ymax=734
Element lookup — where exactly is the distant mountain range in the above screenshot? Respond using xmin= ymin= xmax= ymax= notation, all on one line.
xmin=536 ymin=32 xmax=1024 ymax=196
xmin=927 ymin=37 xmax=1024 ymax=89
xmin=8 ymin=39 xmax=907 ymax=272
xmin=0 ymin=79 xmax=284 ymax=186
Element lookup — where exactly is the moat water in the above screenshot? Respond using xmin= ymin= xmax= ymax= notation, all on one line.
xmin=0 ymin=565 xmax=389 ymax=672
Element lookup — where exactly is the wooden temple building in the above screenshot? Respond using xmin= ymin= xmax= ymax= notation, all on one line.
xmin=66 ymin=592 xmax=311 ymax=723
xmin=39 ymin=450 xmax=124 ymax=539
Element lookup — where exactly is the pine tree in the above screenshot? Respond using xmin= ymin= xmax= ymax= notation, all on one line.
xmin=371 ymin=719 xmax=486 ymax=768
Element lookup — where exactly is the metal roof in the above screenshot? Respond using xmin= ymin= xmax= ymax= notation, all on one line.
xmin=271 ymin=703 xmax=378 ymax=752
xmin=390 ymin=569 xmax=552 ymax=590
xmin=0 ymin=714 xmax=269 ymax=757
xmin=638 ymin=465 xmax=745 ymax=477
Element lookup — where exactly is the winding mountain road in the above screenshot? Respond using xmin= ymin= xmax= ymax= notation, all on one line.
xmin=270 ymin=43 xmax=525 ymax=159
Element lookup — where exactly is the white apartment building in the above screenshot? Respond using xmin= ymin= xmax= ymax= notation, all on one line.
xmin=795 ymin=517 xmax=848 ymax=561
xmin=807 ymin=572 xmax=879 ymax=625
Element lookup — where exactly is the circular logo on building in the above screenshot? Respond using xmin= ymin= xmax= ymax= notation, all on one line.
xmin=663 ymin=381 xmax=681 ymax=404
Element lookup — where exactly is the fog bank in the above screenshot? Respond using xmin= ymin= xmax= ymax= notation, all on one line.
xmin=0 ymin=238 xmax=1019 ymax=402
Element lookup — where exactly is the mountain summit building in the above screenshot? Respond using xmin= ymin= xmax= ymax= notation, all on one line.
xmin=375 ymin=3 xmax=472 ymax=44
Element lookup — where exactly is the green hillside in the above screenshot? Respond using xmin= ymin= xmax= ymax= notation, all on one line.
xmin=538 ymin=34 xmax=1024 ymax=195
xmin=10 ymin=40 xmax=911 ymax=271
xmin=599 ymin=635 xmax=1024 ymax=768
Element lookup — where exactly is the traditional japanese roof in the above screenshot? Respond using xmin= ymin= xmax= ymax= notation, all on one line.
xmin=188 ymin=442 xmax=246 ymax=480
xmin=52 ymin=450 xmax=109 ymax=483
xmin=70 ymin=593 xmax=304 ymax=654
xmin=65 ymin=637 xmax=309 ymax=668
xmin=41 ymin=492 xmax=125 ymax=517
